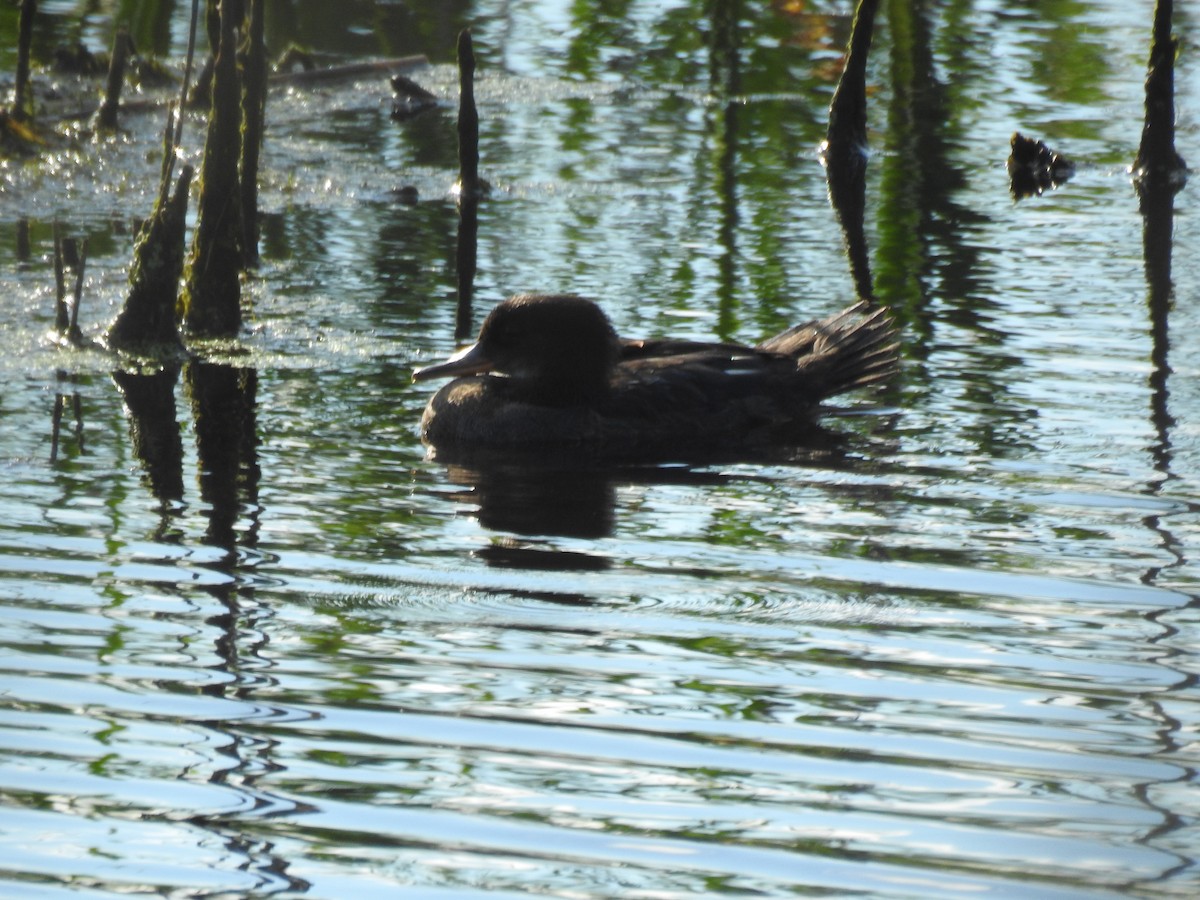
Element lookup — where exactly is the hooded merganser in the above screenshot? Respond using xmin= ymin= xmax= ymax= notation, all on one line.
xmin=413 ymin=293 xmax=897 ymax=458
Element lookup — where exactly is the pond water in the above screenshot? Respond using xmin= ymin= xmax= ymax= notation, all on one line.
xmin=2 ymin=1 xmax=1199 ymax=897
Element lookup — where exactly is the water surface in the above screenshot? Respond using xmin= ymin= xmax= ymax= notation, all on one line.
xmin=2 ymin=1 xmax=1198 ymax=897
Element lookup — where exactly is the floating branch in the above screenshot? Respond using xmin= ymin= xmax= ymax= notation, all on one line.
xmin=271 ymin=55 xmax=428 ymax=86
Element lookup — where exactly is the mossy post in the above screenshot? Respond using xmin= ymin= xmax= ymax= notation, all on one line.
xmin=13 ymin=0 xmax=37 ymax=122
xmin=239 ymin=0 xmax=266 ymax=267
xmin=108 ymin=146 xmax=194 ymax=353
xmin=183 ymin=0 xmax=244 ymax=338
xmin=94 ymin=29 xmax=134 ymax=131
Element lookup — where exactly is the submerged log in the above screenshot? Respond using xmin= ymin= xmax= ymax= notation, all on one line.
xmin=182 ymin=0 xmax=244 ymax=337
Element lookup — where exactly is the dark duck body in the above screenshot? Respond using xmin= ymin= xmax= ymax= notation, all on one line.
xmin=413 ymin=294 xmax=898 ymax=459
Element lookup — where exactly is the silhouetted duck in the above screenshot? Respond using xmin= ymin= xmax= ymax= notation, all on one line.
xmin=413 ymin=293 xmax=897 ymax=458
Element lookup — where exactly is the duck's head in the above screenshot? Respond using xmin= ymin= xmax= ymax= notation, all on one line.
xmin=413 ymin=293 xmax=620 ymax=404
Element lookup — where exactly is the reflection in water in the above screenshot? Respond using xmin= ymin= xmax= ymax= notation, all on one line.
xmin=455 ymin=194 xmax=479 ymax=339
xmin=877 ymin=0 xmax=989 ymax=337
xmin=709 ymin=0 xmax=742 ymax=339
xmin=822 ymin=0 xmax=877 ymax=302
xmin=112 ymin=365 xmax=184 ymax=508
xmin=186 ymin=362 xmax=261 ymax=553
xmin=437 ymin=424 xmax=854 ymax=551
xmin=49 ymin=373 xmax=85 ymax=463
xmin=1141 ymin=178 xmax=1179 ymax=484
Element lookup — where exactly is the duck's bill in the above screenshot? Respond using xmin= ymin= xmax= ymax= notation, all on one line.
xmin=412 ymin=341 xmax=495 ymax=382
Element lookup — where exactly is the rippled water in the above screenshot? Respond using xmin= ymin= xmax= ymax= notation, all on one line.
xmin=2 ymin=1 xmax=1199 ymax=897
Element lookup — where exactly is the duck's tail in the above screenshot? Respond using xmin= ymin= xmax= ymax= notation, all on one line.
xmin=758 ymin=301 xmax=899 ymax=400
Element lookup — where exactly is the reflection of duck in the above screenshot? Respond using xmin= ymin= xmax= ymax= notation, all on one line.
xmin=414 ymin=294 xmax=897 ymax=458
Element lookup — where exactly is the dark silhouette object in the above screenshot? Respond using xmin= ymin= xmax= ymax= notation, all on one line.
xmin=13 ymin=0 xmax=36 ymax=123
xmin=453 ymin=30 xmax=486 ymax=339
xmin=390 ymin=75 xmax=438 ymax=120
xmin=1007 ymin=132 xmax=1074 ymax=199
xmin=822 ymin=0 xmax=880 ymax=302
xmin=414 ymin=294 xmax=897 ymax=459
xmin=94 ymin=30 xmax=135 ymax=131
xmin=455 ymin=30 xmax=487 ymax=200
xmin=53 ymin=43 xmax=103 ymax=76
xmin=1134 ymin=0 xmax=1187 ymax=190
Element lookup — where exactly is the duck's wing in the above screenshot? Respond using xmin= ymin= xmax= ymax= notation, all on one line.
xmin=618 ymin=337 xmax=752 ymax=361
xmin=608 ymin=343 xmax=803 ymax=436
xmin=756 ymin=301 xmax=898 ymax=397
